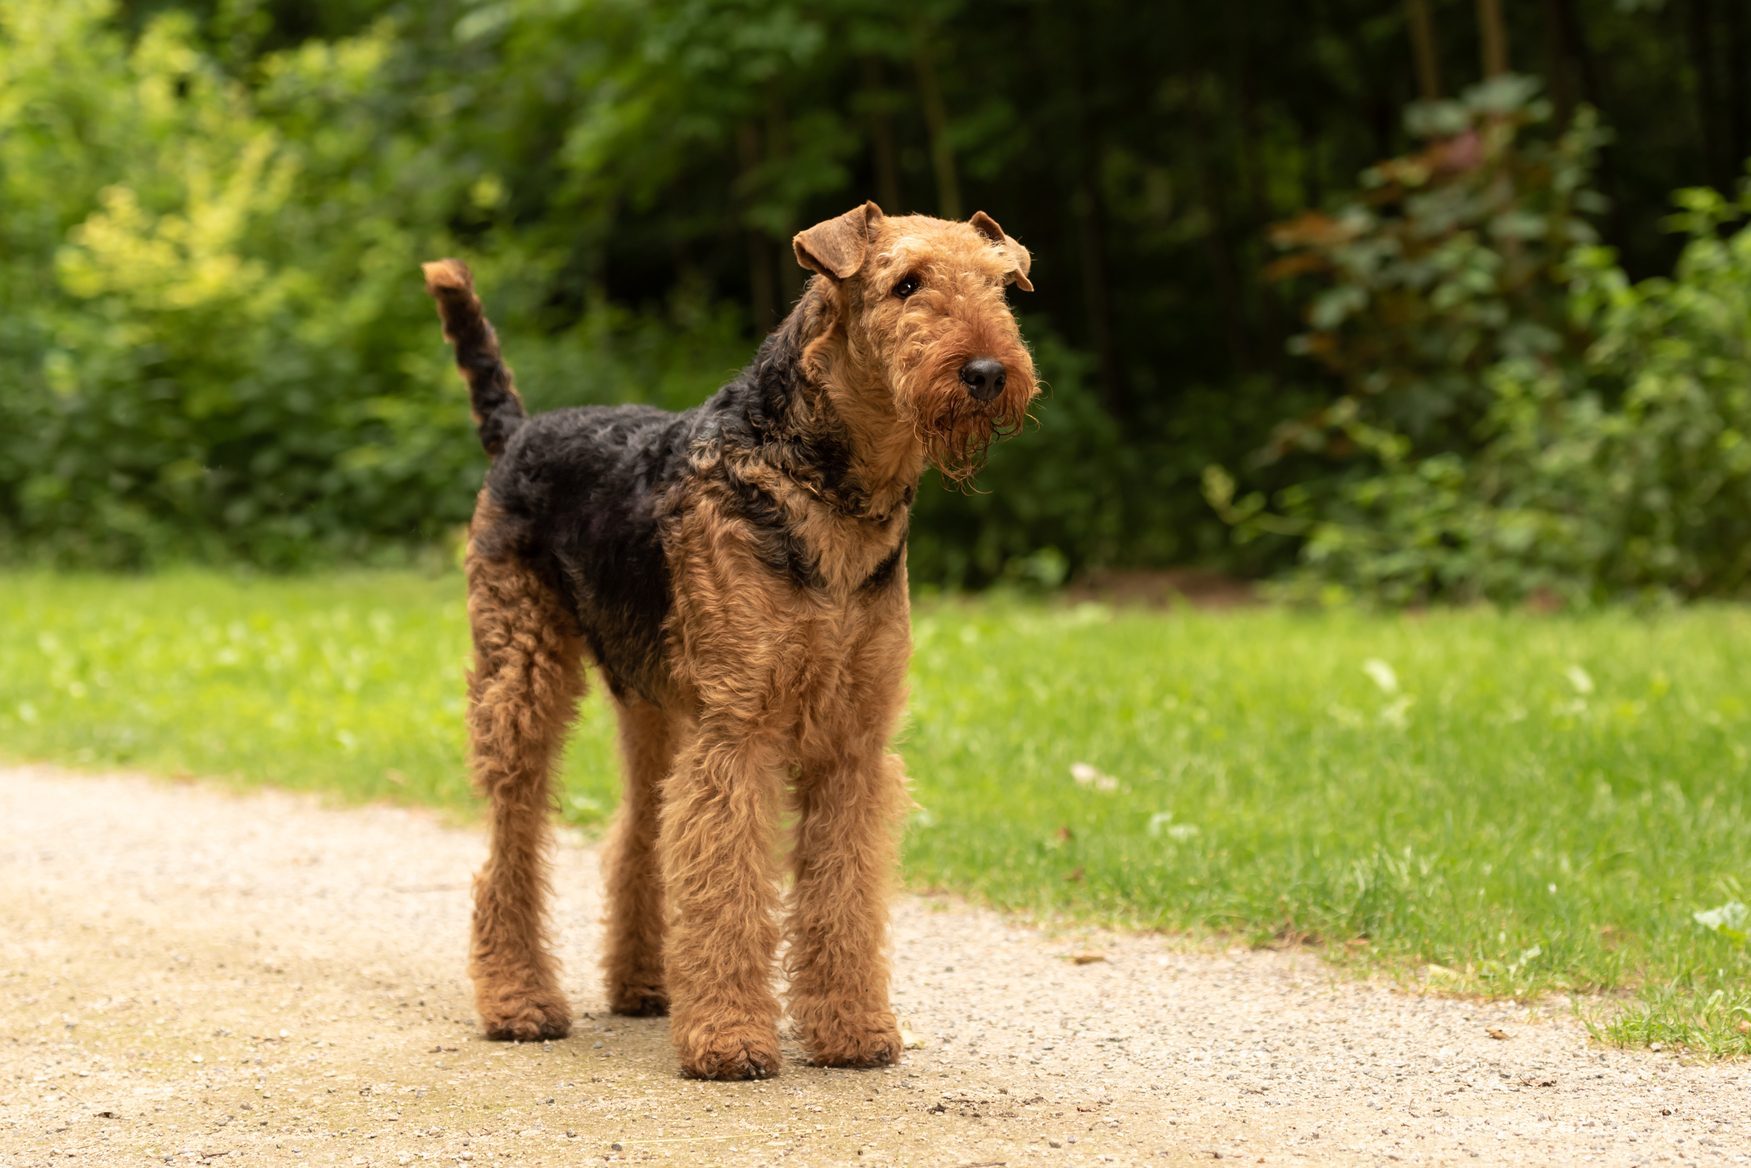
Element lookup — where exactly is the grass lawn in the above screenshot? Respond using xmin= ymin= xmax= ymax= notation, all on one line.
xmin=2 ymin=570 xmax=1747 ymax=1056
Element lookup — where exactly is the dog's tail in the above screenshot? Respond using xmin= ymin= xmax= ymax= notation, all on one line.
xmin=421 ymin=258 xmax=526 ymax=458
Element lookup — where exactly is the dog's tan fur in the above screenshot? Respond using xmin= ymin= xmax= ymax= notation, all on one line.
xmin=433 ymin=203 xmax=1037 ymax=1078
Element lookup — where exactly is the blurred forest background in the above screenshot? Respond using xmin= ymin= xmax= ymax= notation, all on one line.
xmin=5 ymin=0 xmax=1751 ymax=601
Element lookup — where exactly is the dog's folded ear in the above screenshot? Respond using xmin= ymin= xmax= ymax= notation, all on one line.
xmin=969 ymin=211 xmax=1034 ymax=292
xmin=794 ymin=201 xmax=884 ymax=280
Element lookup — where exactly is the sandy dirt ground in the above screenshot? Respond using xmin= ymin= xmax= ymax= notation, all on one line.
xmin=1 ymin=764 xmax=1744 ymax=1167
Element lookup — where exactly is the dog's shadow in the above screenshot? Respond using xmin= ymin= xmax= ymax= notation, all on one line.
xmin=459 ymin=1006 xmax=902 ymax=1090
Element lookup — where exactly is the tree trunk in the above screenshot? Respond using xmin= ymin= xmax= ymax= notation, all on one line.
xmin=1296 ymin=103 xmax=1326 ymax=209
xmin=1186 ymin=102 xmax=1249 ymax=374
xmin=1406 ymin=0 xmax=1443 ymax=101
xmin=1335 ymin=12 xmax=1397 ymax=158
xmin=1228 ymin=4 xmax=1280 ymax=347
xmin=1724 ymin=0 xmax=1749 ymax=184
xmin=1228 ymin=4 xmax=1268 ymax=229
xmin=1065 ymin=16 xmax=1125 ymax=411
xmin=1073 ymin=161 xmax=1124 ymax=413
xmin=1299 ymin=0 xmax=1331 ymax=207
xmin=1686 ymin=0 xmax=1726 ymax=190
xmin=1551 ymin=0 xmax=1628 ymax=258
xmin=1173 ymin=0 xmax=1250 ymax=377
xmin=860 ymin=57 xmax=903 ymax=210
xmin=735 ymin=122 xmax=777 ymax=331
xmin=1541 ymin=0 xmax=1575 ymax=121
xmin=1476 ymin=0 xmax=1509 ymax=77
xmin=1553 ymin=0 xmax=1605 ymax=110
xmin=766 ymin=94 xmax=803 ymax=311
xmin=911 ymin=25 xmax=962 ymax=219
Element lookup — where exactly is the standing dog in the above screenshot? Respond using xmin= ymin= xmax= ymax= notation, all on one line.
xmin=423 ymin=201 xmax=1036 ymax=1079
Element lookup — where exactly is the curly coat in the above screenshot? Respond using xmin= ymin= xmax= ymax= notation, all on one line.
xmin=422 ymin=202 xmax=1037 ymax=1079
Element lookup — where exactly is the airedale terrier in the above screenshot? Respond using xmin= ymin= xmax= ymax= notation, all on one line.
xmin=422 ymin=202 xmax=1036 ymax=1080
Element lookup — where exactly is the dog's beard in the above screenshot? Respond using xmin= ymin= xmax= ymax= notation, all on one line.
xmin=910 ymin=386 xmax=1030 ymax=483
xmin=890 ymin=327 xmax=1037 ymax=483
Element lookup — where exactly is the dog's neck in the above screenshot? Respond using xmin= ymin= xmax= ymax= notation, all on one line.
xmin=744 ymin=282 xmax=922 ymax=523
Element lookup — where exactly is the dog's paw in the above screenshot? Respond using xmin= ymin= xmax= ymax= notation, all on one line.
xmin=676 ymin=1025 xmax=782 ymax=1080
xmin=799 ymin=1009 xmax=903 ymax=1070
xmin=607 ymin=981 xmax=670 ymax=1017
xmin=478 ymin=989 xmax=572 ymax=1042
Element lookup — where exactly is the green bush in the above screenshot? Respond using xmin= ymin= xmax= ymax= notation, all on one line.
xmin=1234 ymin=183 xmax=1751 ymax=605
xmin=1261 ymin=74 xmax=1606 ymax=459
xmin=0 ymin=2 xmax=474 ymax=566
xmin=1222 ymin=75 xmax=1751 ymax=604
xmin=1514 ymin=188 xmax=1751 ymax=598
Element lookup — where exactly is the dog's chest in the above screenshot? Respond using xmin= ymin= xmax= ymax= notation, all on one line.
xmin=790 ymin=505 xmax=907 ymax=597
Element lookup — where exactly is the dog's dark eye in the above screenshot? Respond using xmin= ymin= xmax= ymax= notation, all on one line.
xmin=892 ymin=274 xmax=920 ymax=299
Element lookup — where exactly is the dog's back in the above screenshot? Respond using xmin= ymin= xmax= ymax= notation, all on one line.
xmin=423 ymin=259 xmax=706 ymax=700
xmin=482 ymin=404 xmax=689 ymax=701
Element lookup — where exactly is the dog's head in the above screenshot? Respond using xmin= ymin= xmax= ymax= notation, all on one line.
xmin=793 ymin=202 xmax=1038 ymax=483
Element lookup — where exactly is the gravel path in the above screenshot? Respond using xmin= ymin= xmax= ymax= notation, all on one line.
xmin=1 ymin=765 xmax=1743 ymax=1167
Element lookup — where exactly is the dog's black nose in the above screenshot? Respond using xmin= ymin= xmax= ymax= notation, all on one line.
xmin=959 ymin=358 xmax=1007 ymax=402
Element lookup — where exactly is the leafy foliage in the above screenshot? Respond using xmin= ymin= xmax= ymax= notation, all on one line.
xmin=3 ymin=1 xmax=1750 ymax=586
xmin=1251 ymin=202 xmax=1751 ymax=606
xmin=1222 ymin=79 xmax=1751 ymax=605
xmin=0 ymin=2 xmax=476 ymax=566
xmin=1264 ymin=76 xmax=1606 ymax=454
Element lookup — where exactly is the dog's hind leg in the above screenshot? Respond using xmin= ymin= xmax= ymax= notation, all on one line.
xmin=464 ymin=531 xmax=585 ymax=1041
xmin=601 ymin=695 xmax=675 ymax=1016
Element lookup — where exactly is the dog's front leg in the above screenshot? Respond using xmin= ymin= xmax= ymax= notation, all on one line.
xmin=659 ymin=722 xmax=786 ymax=1079
xmin=787 ymin=744 xmax=907 ymax=1068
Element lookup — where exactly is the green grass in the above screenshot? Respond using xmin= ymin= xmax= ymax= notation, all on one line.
xmin=2 ymin=570 xmax=1748 ymax=1056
